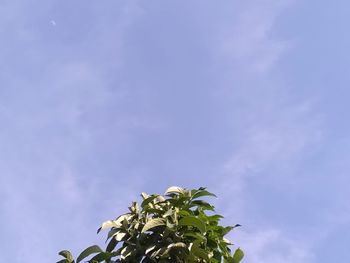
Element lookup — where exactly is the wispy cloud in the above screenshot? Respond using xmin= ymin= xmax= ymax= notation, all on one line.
xmin=213 ymin=1 xmax=323 ymax=262
xmin=2 ymin=1 xmax=346 ymax=263
xmin=234 ymin=229 xmax=315 ymax=263
xmin=220 ymin=0 xmax=293 ymax=74
xmin=217 ymin=101 xmax=322 ymax=262
xmin=0 ymin=1 xmax=147 ymax=262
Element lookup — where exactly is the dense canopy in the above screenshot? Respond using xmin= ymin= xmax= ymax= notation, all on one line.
xmin=58 ymin=186 xmax=244 ymax=263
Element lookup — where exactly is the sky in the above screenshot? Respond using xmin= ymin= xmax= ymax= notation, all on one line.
xmin=0 ymin=0 xmax=349 ymax=262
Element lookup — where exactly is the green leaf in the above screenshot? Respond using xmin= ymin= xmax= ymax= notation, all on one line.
xmin=190 ymin=200 xmax=215 ymax=211
xmin=168 ymin=242 xmax=187 ymax=249
xmin=129 ymin=201 xmax=139 ymax=214
xmin=141 ymin=192 xmax=149 ymax=199
xmin=223 ymin=237 xmax=232 ymax=245
xmin=141 ymin=195 xmax=158 ymax=208
xmin=97 ymin=220 xmax=116 ymax=234
xmin=191 ymin=190 xmax=217 ymax=200
xmin=183 ymin=232 xmax=207 ymax=242
xmin=232 ymin=248 xmax=244 ymax=263
xmin=165 ymin=186 xmax=186 ymax=195
xmin=141 ymin=218 xmax=166 ymax=233
xmin=89 ymin=252 xmax=114 ymax=262
xmin=179 ymin=216 xmax=206 ymax=234
xmin=164 ymin=242 xmax=189 ymax=257
xmin=222 ymin=226 xmax=234 ymax=236
xmin=76 ymin=245 xmax=102 ymax=263
xmin=156 ymin=195 xmax=166 ymax=202
xmin=114 ymin=231 xmax=127 ymax=241
xmin=58 ymin=250 xmax=74 ymax=262
xmin=191 ymin=242 xmax=210 ymax=262
xmin=106 ymin=228 xmax=119 ymax=241
xmin=120 ymin=244 xmax=133 ymax=259
xmin=106 ymin=237 xmax=118 ymax=252
xmin=145 ymin=245 xmax=156 ymax=254
xmin=97 ymin=214 xmax=130 ymax=233
xmin=163 ymin=208 xmax=175 ymax=218
xmin=206 ymin=214 xmax=224 ymax=222
xmin=178 ymin=210 xmax=191 ymax=217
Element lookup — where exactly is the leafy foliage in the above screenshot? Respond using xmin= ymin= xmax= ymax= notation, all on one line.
xmin=57 ymin=186 xmax=244 ymax=263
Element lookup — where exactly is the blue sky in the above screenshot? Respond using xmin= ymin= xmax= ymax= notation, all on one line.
xmin=1 ymin=1 xmax=349 ymax=262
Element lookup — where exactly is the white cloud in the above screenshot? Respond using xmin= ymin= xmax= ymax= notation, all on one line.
xmin=58 ymin=165 xmax=83 ymax=204
xmin=225 ymin=102 xmax=322 ymax=177
xmin=233 ymin=228 xmax=315 ymax=263
xmin=221 ymin=0 xmax=293 ymax=74
xmin=0 ymin=1 xmax=148 ymax=262
xmin=212 ymin=1 xmax=324 ymax=262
